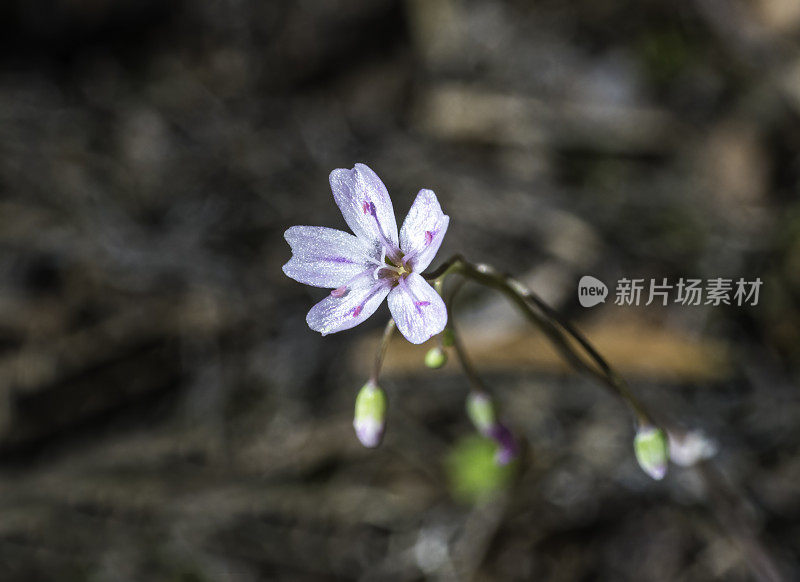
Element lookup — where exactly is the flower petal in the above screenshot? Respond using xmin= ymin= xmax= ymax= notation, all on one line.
xmin=306 ymin=273 xmax=391 ymax=336
xmin=387 ymin=272 xmax=447 ymax=344
xmin=399 ymin=189 xmax=449 ymax=272
xmin=329 ymin=164 xmax=400 ymax=256
xmin=283 ymin=226 xmax=377 ymax=288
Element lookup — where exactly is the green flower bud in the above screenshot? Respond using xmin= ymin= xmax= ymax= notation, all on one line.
xmin=466 ymin=393 xmax=496 ymax=436
xmin=634 ymin=426 xmax=669 ymax=480
xmin=425 ymin=346 xmax=448 ymax=369
xmin=353 ymin=381 xmax=387 ymax=448
xmin=441 ymin=328 xmax=455 ymax=348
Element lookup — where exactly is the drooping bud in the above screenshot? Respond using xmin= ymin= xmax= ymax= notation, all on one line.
xmin=488 ymin=422 xmax=518 ymax=465
xmin=466 ymin=392 xmax=496 ymax=436
xmin=634 ymin=426 xmax=669 ymax=480
xmin=353 ymin=381 xmax=387 ymax=448
xmin=425 ymin=346 xmax=448 ymax=369
xmin=466 ymin=394 xmax=517 ymax=465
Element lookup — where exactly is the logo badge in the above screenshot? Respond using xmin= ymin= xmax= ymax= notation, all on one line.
xmin=578 ymin=275 xmax=608 ymax=307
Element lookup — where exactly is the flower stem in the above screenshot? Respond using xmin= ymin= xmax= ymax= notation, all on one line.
xmin=427 ymin=258 xmax=781 ymax=579
xmin=371 ymin=318 xmax=396 ymax=384
xmin=427 ymin=255 xmax=654 ymax=427
xmin=444 ymin=279 xmax=488 ymax=395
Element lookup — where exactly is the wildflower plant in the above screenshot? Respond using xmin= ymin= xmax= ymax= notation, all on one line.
xmin=284 ymin=163 xmax=705 ymax=479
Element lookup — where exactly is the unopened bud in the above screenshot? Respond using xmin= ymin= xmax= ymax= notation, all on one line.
xmin=634 ymin=426 xmax=669 ymax=480
xmin=467 ymin=394 xmax=517 ymax=465
xmin=488 ymin=423 xmax=519 ymax=465
xmin=466 ymin=393 xmax=496 ymax=435
xmin=353 ymin=381 xmax=387 ymax=448
xmin=441 ymin=328 xmax=455 ymax=347
xmin=425 ymin=346 xmax=448 ymax=369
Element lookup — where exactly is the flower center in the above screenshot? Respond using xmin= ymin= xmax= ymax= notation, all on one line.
xmin=381 ymin=255 xmax=410 ymax=281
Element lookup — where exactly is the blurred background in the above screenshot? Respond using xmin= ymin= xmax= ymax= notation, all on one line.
xmin=1 ymin=0 xmax=799 ymax=580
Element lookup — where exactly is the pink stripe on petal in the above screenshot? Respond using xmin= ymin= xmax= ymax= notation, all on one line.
xmin=399 ymin=189 xmax=449 ymax=273
xmin=307 ymin=273 xmax=391 ymax=336
xmin=388 ymin=273 xmax=447 ymax=344
xmin=283 ymin=225 xmax=377 ymax=289
xmin=329 ymin=164 xmax=399 ymax=254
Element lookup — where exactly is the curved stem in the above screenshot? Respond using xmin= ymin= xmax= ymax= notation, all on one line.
xmin=427 ymin=255 xmax=654 ymax=427
xmin=427 ymin=257 xmax=781 ymax=581
xmin=371 ymin=318 xmax=396 ymax=384
xmin=444 ymin=279 xmax=488 ymax=395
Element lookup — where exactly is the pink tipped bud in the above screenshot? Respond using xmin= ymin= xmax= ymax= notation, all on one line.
xmin=634 ymin=426 xmax=669 ymax=480
xmin=466 ymin=394 xmax=518 ymax=465
xmin=353 ymin=381 xmax=387 ymax=448
xmin=488 ymin=423 xmax=519 ymax=466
